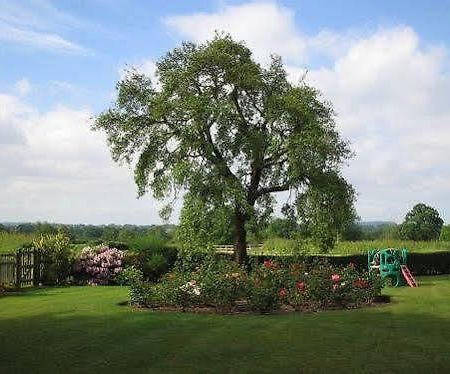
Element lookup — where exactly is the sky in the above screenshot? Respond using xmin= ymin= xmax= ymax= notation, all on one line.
xmin=1 ymin=0 xmax=450 ymax=225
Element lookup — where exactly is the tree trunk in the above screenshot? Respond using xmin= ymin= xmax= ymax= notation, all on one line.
xmin=234 ymin=209 xmax=248 ymax=265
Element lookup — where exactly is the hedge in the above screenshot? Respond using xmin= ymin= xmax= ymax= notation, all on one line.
xmin=151 ymin=248 xmax=450 ymax=276
xmin=248 ymin=252 xmax=450 ymax=276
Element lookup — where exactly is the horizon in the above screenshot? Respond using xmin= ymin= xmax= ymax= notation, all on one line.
xmin=1 ymin=1 xmax=450 ymax=225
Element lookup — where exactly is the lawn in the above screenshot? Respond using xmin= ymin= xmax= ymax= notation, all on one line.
xmin=1 ymin=276 xmax=450 ymax=373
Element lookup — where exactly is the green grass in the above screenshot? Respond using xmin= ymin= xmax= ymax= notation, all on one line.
xmin=333 ymin=240 xmax=450 ymax=255
xmin=0 ymin=232 xmax=34 ymax=254
xmin=257 ymin=238 xmax=450 ymax=256
xmin=1 ymin=276 xmax=450 ymax=373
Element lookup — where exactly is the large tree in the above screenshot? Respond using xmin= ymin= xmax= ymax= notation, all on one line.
xmin=94 ymin=35 xmax=354 ymax=263
xmin=400 ymin=203 xmax=443 ymax=241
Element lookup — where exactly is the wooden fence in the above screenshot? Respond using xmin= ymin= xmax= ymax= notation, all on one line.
xmin=214 ymin=244 xmax=264 ymax=254
xmin=0 ymin=248 xmax=39 ymax=288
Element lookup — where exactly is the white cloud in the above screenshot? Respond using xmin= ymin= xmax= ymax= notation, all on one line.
xmin=165 ymin=3 xmax=450 ymax=222
xmin=0 ymin=92 xmax=172 ymax=224
xmin=14 ymin=78 xmax=32 ymax=96
xmin=0 ymin=23 xmax=90 ymax=55
xmin=0 ymin=1 xmax=91 ymax=55
xmin=165 ymin=2 xmax=307 ymax=64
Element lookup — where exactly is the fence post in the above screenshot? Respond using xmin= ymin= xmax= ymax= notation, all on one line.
xmin=15 ymin=249 xmax=22 ymax=289
xmin=33 ymin=249 xmax=37 ymax=286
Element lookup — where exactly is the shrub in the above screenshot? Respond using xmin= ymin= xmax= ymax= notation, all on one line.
xmin=197 ymin=259 xmax=247 ymax=312
xmin=74 ymin=245 xmax=124 ymax=285
xmin=284 ymin=260 xmax=383 ymax=311
xmin=124 ymin=251 xmax=173 ymax=282
xmin=129 ymin=280 xmax=154 ymax=307
xmin=32 ymin=233 xmax=72 ymax=285
xmin=247 ymin=260 xmax=286 ymax=313
xmin=155 ymin=272 xmax=202 ymax=311
xmin=115 ymin=266 xmax=143 ymax=286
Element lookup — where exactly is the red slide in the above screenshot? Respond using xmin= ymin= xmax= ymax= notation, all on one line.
xmin=401 ymin=265 xmax=418 ymax=287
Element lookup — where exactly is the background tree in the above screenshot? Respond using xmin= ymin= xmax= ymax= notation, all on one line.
xmin=439 ymin=224 xmax=450 ymax=241
xmin=400 ymin=203 xmax=443 ymax=241
xmin=94 ymin=34 xmax=354 ymax=263
xmin=296 ymin=173 xmax=357 ymax=251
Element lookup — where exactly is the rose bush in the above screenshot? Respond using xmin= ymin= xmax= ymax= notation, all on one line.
xmin=127 ymin=257 xmax=383 ymax=314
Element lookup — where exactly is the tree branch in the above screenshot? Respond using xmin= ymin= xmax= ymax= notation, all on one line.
xmin=256 ymin=183 xmax=290 ymax=197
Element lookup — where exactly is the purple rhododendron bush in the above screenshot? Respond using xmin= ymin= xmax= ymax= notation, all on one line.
xmin=125 ymin=257 xmax=384 ymax=314
xmin=74 ymin=245 xmax=124 ymax=285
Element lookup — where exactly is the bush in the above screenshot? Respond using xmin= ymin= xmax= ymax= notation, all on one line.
xmin=197 ymin=259 xmax=247 ymax=312
xmin=124 ymin=250 xmax=174 ymax=282
xmin=74 ymin=245 xmax=124 ymax=285
xmin=115 ymin=266 xmax=143 ymax=286
xmin=32 ymin=233 xmax=72 ymax=285
xmin=247 ymin=260 xmax=285 ymax=313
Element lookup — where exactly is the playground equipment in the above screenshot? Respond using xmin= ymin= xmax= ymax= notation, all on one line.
xmin=368 ymin=248 xmax=417 ymax=287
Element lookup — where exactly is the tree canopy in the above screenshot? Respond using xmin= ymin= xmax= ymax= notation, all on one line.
xmin=94 ymin=34 xmax=355 ymax=262
xmin=400 ymin=203 xmax=443 ymax=241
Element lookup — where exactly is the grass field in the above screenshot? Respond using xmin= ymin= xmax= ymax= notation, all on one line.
xmin=1 ymin=276 xmax=449 ymax=373
xmin=0 ymin=232 xmax=34 ymax=254
xmin=257 ymin=238 xmax=450 ymax=256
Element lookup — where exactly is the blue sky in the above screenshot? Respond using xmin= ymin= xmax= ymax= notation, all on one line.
xmin=1 ymin=0 xmax=450 ymax=224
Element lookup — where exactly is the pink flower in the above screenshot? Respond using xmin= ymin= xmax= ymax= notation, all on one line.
xmin=296 ymin=281 xmax=306 ymax=292
xmin=279 ymin=288 xmax=287 ymax=298
xmin=263 ymin=260 xmax=273 ymax=268
xmin=331 ymin=274 xmax=341 ymax=282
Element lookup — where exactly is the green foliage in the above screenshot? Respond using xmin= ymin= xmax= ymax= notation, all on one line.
xmin=125 ymin=232 xmax=176 ymax=281
xmin=176 ymin=193 xmax=233 ymax=251
xmin=32 ymin=233 xmax=72 ymax=285
xmin=115 ymin=265 xmax=143 ymax=286
xmin=440 ymin=225 xmax=450 ymax=241
xmin=196 ymin=259 xmax=247 ymax=312
xmin=129 ymin=233 xmax=166 ymax=253
xmin=247 ymin=262 xmax=284 ymax=313
xmin=94 ymin=34 xmax=353 ymax=262
xmin=296 ymin=174 xmax=357 ymax=252
xmin=128 ymin=256 xmax=382 ymax=314
xmin=400 ymin=203 xmax=444 ymax=241
xmin=264 ymin=217 xmax=299 ymax=239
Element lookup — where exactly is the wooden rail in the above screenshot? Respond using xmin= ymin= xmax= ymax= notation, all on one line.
xmin=214 ymin=244 xmax=264 ymax=254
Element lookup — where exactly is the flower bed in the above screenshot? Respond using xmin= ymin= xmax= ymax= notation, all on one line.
xmin=124 ymin=257 xmax=384 ymax=314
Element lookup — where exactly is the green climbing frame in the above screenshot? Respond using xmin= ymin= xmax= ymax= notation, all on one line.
xmin=368 ymin=248 xmax=409 ymax=287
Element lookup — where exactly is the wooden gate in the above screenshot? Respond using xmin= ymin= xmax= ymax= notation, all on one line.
xmin=0 ymin=248 xmax=38 ymax=288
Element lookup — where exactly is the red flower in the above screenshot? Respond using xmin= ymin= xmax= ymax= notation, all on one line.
xmin=331 ymin=274 xmax=341 ymax=282
xmin=263 ymin=260 xmax=273 ymax=268
xmin=296 ymin=281 xmax=306 ymax=292
xmin=279 ymin=288 xmax=287 ymax=298
xmin=353 ymin=279 xmax=369 ymax=289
